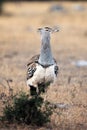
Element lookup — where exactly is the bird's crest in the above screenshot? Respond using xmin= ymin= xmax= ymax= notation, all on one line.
xmin=37 ymin=26 xmax=59 ymax=33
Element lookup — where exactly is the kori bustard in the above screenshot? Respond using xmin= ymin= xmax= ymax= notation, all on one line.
xmin=27 ymin=27 xmax=59 ymax=95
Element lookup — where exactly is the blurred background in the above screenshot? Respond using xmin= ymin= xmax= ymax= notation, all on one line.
xmin=0 ymin=0 xmax=87 ymax=129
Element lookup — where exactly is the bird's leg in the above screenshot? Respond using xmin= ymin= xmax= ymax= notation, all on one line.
xmin=37 ymin=83 xmax=46 ymax=95
xmin=37 ymin=81 xmax=51 ymax=95
xmin=29 ymin=85 xmax=37 ymax=96
xmin=36 ymin=87 xmax=39 ymax=95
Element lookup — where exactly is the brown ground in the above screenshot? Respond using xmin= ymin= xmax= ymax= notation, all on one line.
xmin=0 ymin=2 xmax=87 ymax=130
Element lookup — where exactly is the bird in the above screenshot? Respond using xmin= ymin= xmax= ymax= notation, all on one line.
xmin=27 ymin=26 xmax=59 ymax=95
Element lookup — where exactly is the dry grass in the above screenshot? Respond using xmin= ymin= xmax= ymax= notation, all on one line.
xmin=0 ymin=1 xmax=87 ymax=130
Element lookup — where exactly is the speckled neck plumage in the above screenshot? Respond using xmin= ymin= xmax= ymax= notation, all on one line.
xmin=38 ymin=30 xmax=54 ymax=66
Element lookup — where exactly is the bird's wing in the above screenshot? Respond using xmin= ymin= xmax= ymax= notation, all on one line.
xmin=27 ymin=54 xmax=40 ymax=66
xmin=27 ymin=55 xmax=40 ymax=80
xmin=53 ymin=58 xmax=59 ymax=77
xmin=54 ymin=65 xmax=59 ymax=77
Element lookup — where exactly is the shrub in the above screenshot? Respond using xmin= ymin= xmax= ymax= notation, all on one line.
xmin=1 ymin=91 xmax=53 ymax=126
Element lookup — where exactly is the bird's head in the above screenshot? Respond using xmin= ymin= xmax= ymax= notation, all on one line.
xmin=37 ymin=26 xmax=59 ymax=36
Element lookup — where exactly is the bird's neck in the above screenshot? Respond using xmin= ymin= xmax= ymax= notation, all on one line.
xmin=38 ymin=33 xmax=54 ymax=66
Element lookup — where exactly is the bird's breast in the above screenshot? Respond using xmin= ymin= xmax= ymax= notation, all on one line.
xmin=34 ymin=65 xmax=46 ymax=81
xmin=45 ymin=65 xmax=56 ymax=82
xmin=27 ymin=64 xmax=56 ymax=87
xmin=35 ymin=64 xmax=56 ymax=82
